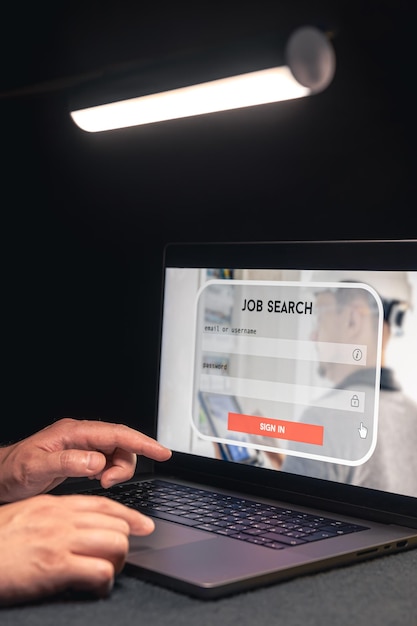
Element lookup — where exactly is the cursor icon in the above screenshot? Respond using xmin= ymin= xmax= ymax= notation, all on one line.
xmin=358 ymin=422 xmax=368 ymax=439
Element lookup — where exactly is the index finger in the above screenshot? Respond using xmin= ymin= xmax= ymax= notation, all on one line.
xmin=62 ymin=493 xmax=156 ymax=535
xmin=60 ymin=420 xmax=172 ymax=461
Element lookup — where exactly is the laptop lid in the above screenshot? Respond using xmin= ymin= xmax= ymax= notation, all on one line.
xmin=154 ymin=239 xmax=417 ymax=527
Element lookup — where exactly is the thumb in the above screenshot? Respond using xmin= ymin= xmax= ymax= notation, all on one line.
xmin=51 ymin=449 xmax=107 ymax=478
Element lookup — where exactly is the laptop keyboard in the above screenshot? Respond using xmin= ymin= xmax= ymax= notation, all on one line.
xmin=86 ymin=479 xmax=369 ymax=550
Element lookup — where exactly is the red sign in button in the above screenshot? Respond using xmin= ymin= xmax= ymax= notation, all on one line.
xmin=228 ymin=413 xmax=324 ymax=446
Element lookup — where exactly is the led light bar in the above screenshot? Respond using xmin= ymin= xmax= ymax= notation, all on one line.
xmin=71 ymin=66 xmax=310 ymax=132
xmin=70 ymin=26 xmax=335 ymax=133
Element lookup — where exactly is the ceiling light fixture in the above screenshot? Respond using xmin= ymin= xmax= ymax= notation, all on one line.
xmin=70 ymin=26 xmax=336 ymax=133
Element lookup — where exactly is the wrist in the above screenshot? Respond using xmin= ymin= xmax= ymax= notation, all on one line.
xmin=0 ymin=443 xmax=20 ymax=504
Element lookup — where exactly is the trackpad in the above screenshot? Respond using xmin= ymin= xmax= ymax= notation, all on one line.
xmin=128 ymin=520 xmax=215 ymax=552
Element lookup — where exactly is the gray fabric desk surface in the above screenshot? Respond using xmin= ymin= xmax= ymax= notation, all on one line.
xmin=1 ymin=548 xmax=416 ymax=626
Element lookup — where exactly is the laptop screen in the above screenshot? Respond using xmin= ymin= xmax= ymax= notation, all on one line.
xmin=156 ymin=242 xmax=417 ymax=500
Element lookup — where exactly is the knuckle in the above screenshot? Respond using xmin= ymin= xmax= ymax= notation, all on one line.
xmin=58 ymin=450 xmax=77 ymax=473
xmin=29 ymin=493 xmax=57 ymax=512
xmin=100 ymin=532 xmax=129 ymax=576
xmin=112 ymin=531 xmax=129 ymax=556
xmin=36 ymin=545 xmax=66 ymax=573
xmin=118 ymin=519 xmax=131 ymax=535
xmin=94 ymin=559 xmax=115 ymax=584
xmin=54 ymin=417 xmax=78 ymax=431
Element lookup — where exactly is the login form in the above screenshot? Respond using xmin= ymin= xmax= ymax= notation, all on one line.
xmin=192 ymin=280 xmax=383 ymax=465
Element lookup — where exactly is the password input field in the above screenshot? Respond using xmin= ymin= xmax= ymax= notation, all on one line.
xmin=199 ymin=374 xmax=365 ymax=413
xmin=202 ymin=334 xmax=367 ymax=366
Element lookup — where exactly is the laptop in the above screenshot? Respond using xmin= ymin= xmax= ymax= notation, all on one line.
xmin=63 ymin=239 xmax=417 ymax=599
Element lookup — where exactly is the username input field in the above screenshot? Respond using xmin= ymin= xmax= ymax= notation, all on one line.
xmin=199 ymin=374 xmax=365 ymax=414
xmin=202 ymin=334 xmax=368 ymax=366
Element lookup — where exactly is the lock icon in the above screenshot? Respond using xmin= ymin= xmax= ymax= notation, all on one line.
xmin=351 ymin=395 xmax=360 ymax=408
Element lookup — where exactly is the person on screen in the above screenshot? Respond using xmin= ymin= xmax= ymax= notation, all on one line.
xmin=276 ymin=272 xmax=417 ymax=497
xmin=0 ymin=417 xmax=172 ymax=606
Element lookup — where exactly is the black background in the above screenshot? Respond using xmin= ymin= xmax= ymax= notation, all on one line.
xmin=2 ymin=1 xmax=416 ymax=443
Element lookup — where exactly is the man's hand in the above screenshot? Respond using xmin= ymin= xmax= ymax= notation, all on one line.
xmin=0 ymin=418 xmax=172 ymax=503
xmin=0 ymin=493 xmax=155 ymax=606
